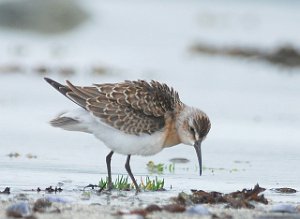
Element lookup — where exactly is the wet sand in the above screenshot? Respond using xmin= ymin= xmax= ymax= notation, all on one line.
xmin=1 ymin=188 xmax=299 ymax=219
xmin=1 ymin=198 xmax=299 ymax=219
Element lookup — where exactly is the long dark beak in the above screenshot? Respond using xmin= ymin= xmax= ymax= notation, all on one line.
xmin=194 ymin=140 xmax=202 ymax=176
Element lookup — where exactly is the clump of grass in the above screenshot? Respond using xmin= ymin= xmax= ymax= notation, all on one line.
xmin=98 ymin=178 xmax=108 ymax=189
xmin=147 ymin=161 xmax=175 ymax=174
xmin=98 ymin=175 xmax=165 ymax=191
xmin=168 ymin=163 xmax=175 ymax=173
xmin=147 ymin=161 xmax=164 ymax=173
xmin=113 ymin=175 xmax=131 ymax=190
xmin=99 ymin=175 xmax=131 ymax=191
xmin=140 ymin=176 xmax=165 ymax=191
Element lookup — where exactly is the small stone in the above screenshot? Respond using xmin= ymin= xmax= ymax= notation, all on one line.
xmin=186 ymin=204 xmax=210 ymax=215
xmin=271 ymin=188 xmax=297 ymax=194
xmin=46 ymin=196 xmax=69 ymax=203
xmin=145 ymin=204 xmax=162 ymax=212
xmin=33 ymin=198 xmax=52 ymax=212
xmin=163 ymin=204 xmax=186 ymax=213
xmin=270 ymin=204 xmax=297 ymax=213
xmin=169 ymin=157 xmax=190 ymax=163
xmin=122 ymin=215 xmax=144 ymax=219
xmin=14 ymin=193 xmax=29 ymax=201
xmin=6 ymin=202 xmax=31 ymax=217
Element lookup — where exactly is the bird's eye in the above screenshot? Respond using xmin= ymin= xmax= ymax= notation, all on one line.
xmin=189 ymin=127 xmax=195 ymax=135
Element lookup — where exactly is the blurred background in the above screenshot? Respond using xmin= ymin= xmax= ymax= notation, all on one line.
xmin=0 ymin=0 xmax=299 ymax=197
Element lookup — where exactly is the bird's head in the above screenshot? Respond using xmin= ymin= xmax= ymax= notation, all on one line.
xmin=176 ymin=106 xmax=211 ymax=176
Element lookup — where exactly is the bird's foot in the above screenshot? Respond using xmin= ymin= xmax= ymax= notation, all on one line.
xmin=107 ymin=182 xmax=113 ymax=191
xmin=135 ymin=188 xmax=141 ymax=195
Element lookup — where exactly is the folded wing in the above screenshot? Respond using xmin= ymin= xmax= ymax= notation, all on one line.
xmin=45 ymin=78 xmax=181 ymax=135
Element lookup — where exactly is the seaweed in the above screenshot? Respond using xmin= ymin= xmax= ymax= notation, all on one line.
xmin=173 ymin=184 xmax=267 ymax=209
xmin=116 ymin=204 xmax=185 ymax=217
xmin=271 ymin=187 xmax=297 ymax=194
xmin=0 ymin=187 xmax=10 ymax=194
xmin=191 ymin=43 xmax=300 ymax=68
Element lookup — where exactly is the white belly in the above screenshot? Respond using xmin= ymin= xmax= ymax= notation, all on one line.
xmin=58 ymin=108 xmax=166 ymax=156
xmin=92 ymin=121 xmax=165 ymax=156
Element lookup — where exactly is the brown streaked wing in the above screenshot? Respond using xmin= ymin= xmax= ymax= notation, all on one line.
xmin=93 ymin=80 xmax=181 ymax=117
xmin=86 ymin=98 xmax=165 ymax=135
xmin=66 ymin=80 xmax=181 ymax=135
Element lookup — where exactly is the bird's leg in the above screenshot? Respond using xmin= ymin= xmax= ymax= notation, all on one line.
xmin=125 ymin=155 xmax=140 ymax=193
xmin=106 ymin=151 xmax=114 ymax=190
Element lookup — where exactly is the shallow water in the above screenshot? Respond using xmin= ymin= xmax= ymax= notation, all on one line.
xmin=1 ymin=0 xmax=300 ymax=205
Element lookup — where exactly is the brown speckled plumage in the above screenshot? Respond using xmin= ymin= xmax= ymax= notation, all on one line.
xmin=46 ymin=79 xmax=182 ymax=135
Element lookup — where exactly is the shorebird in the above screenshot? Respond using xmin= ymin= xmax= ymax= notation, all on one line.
xmin=44 ymin=78 xmax=211 ymax=192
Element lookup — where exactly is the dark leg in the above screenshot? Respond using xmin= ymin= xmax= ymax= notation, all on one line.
xmin=125 ymin=155 xmax=140 ymax=193
xmin=106 ymin=151 xmax=114 ymax=190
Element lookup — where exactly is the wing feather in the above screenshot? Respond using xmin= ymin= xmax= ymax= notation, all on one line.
xmin=93 ymin=80 xmax=181 ymax=117
xmin=46 ymin=78 xmax=181 ymax=135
